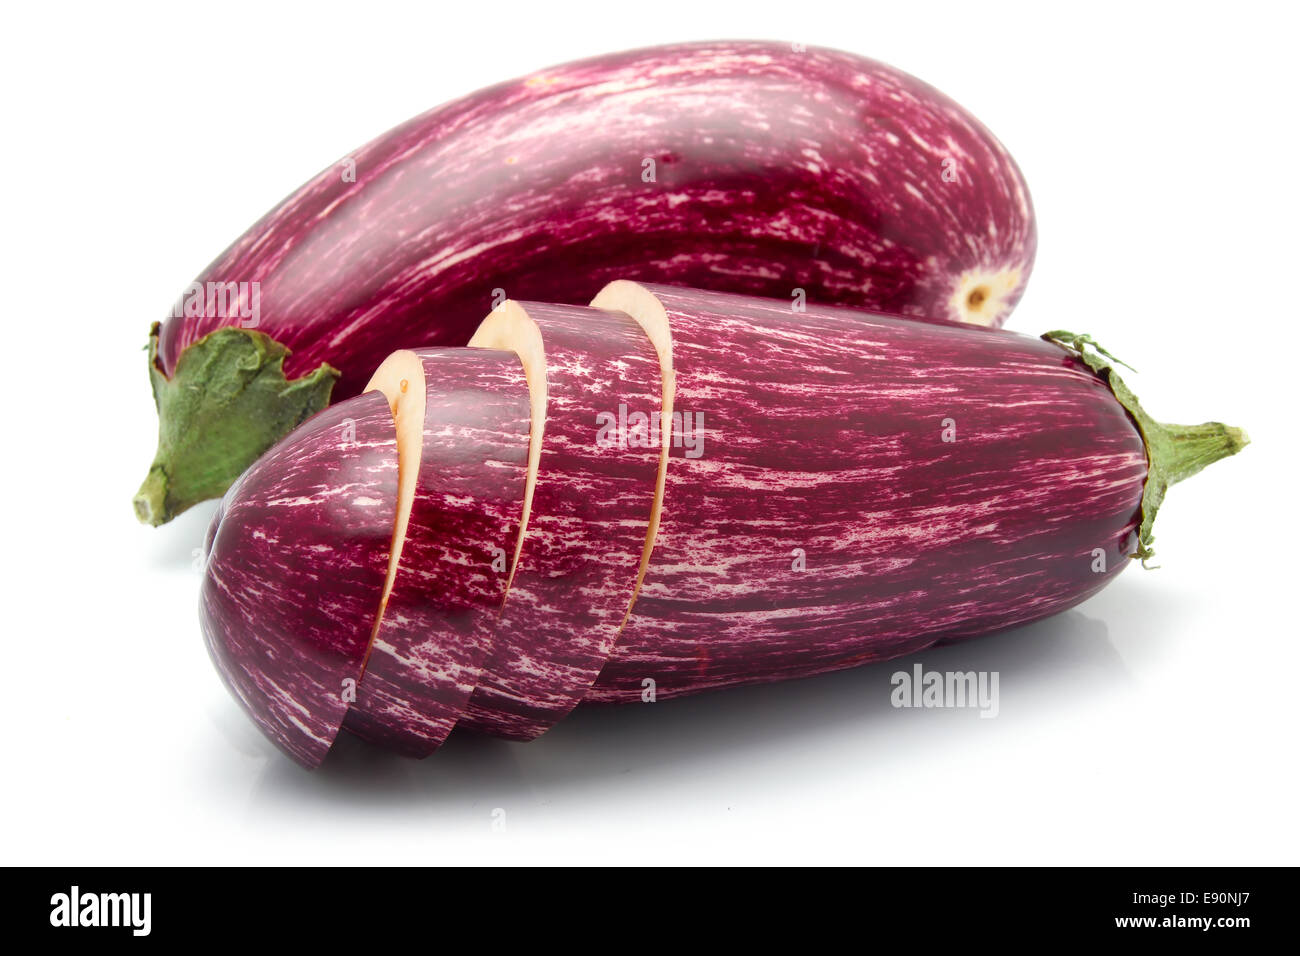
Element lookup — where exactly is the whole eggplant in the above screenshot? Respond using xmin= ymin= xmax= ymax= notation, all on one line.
xmin=138 ymin=40 xmax=1036 ymax=525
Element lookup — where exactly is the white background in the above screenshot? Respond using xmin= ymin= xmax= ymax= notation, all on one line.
xmin=2 ymin=0 xmax=1295 ymax=865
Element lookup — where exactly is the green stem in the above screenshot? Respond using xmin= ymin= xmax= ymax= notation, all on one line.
xmin=134 ymin=324 xmax=339 ymax=526
xmin=1148 ymin=420 xmax=1251 ymax=488
xmin=1042 ymin=331 xmax=1248 ymax=565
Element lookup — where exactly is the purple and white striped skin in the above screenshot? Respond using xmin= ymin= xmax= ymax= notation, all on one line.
xmin=582 ymin=282 xmax=1148 ymax=702
xmin=341 ymin=351 xmax=530 ymax=756
xmin=143 ymin=40 xmax=1035 ymax=524
xmin=199 ymin=394 xmax=397 ymax=766
xmin=457 ymin=304 xmax=661 ymax=739
xmin=198 ymin=285 xmax=1242 ymax=762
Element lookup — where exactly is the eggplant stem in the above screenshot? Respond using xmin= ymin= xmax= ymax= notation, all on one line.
xmin=134 ymin=324 xmax=339 ymax=526
xmin=1042 ymin=330 xmax=1248 ymax=564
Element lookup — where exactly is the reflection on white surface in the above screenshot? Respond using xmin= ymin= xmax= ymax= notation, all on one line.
xmin=246 ymin=608 xmax=1124 ymax=808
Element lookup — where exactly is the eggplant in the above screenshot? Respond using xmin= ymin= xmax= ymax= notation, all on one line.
xmin=199 ymin=393 xmax=397 ymax=766
xmin=138 ymin=40 xmax=1036 ymax=525
xmin=198 ymin=285 xmax=1244 ymax=766
xmin=341 ymin=350 xmax=530 ymax=756
xmin=585 ymin=284 xmax=1246 ymax=699
xmin=456 ymin=302 xmax=663 ymax=740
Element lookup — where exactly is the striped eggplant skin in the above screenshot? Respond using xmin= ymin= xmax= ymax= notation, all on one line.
xmin=199 ymin=393 xmax=398 ymax=767
xmin=341 ymin=351 xmax=530 ymax=756
xmin=155 ymin=39 xmax=1035 ymax=405
xmin=457 ymin=304 xmax=661 ymax=739
xmin=582 ymin=283 xmax=1146 ymax=703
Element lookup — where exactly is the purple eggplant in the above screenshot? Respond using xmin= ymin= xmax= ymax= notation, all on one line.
xmin=138 ymin=40 xmax=1036 ymax=526
xmin=199 ymin=393 xmax=397 ymax=766
xmin=456 ymin=302 xmax=662 ymax=740
xmin=584 ymin=284 xmax=1247 ymax=699
xmin=198 ymin=284 xmax=1244 ymax=766
xmin=340 ymin=349 xmax=530 ymax=757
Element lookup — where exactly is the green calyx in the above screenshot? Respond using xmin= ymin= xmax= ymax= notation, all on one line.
xmin=133 ymin=324 xmax=339 ymax=526
xmin=1042 ymin=331 xmax=1249 ymax=566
